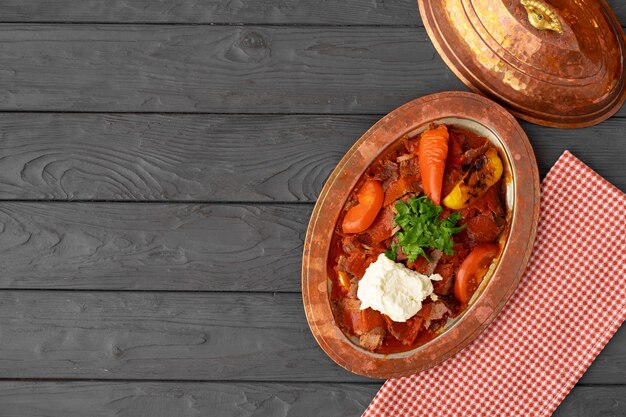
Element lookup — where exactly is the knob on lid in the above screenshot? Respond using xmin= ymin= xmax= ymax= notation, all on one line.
xmin=419 ymin=0 xmax=626 ymax=128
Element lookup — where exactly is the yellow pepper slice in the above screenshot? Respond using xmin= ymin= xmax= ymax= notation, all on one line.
xmin=443 ymin=148 xmax=503 ymax=210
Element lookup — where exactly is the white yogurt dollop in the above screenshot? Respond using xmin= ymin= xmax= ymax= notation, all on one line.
xmin=357 ymin=253 xmax=442 ymax=322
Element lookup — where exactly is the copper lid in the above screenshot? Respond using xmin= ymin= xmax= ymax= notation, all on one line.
xmin=419 ymin=0 xmax=626 ymax=128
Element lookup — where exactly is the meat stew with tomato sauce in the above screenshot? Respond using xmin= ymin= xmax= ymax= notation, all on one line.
xmin=329 ymin=124 xmax=508 ymax=354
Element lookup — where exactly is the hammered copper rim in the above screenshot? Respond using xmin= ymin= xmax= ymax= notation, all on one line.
xmin=302 ymin=91 xmax=540 ymax=378
xmin=418 ymin=0 xmax=626 ymax=128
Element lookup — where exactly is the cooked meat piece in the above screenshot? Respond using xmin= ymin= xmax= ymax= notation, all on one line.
xmin=359 ymin=327 xmax=387 ymax=351
xmin=433 ymin=262 xmax=455 ymax=295
xmin=445 ymin=130 xmax=464 ymax=166
xmin=395 ymin=243 xmax=409 ymax=262
xmin=348 ymin=276 xmax=359 ymax=299
xmin=438 ymin=242 xmax=469 ymax=264
xmin=378 ymin=159 xmax=399 ymax=184
xmin=441 ymin=135 xmax=466 ymax=198
xmin=338 ymin=299 xmax=387 ymax=338
xmin=460 ymin=182 xmax=505 ymax=244
xmin=406 ymin=256 xmax=429 ymax=274
xmin=357 ymin=206 xmax=395 ymax=245
xmin=385 ymin=315 xmax=424 ymax=345
xmin=383 ymin=176 xmax=422 ymax=206
xmin=416 ymin=302 xmax=431 ymax=322
xmin=466 ymin=212 xmax=501 ymax=244
xmin=399 ymin=156 xmax=420 ymax=179
xmin=342 ymin=235 xmax=362 ymax=254
xmin=430 ymin=301 xmax=451 ymax=320
xmin=405 ymin=175 xmax=422 ymax=194
xmin=425 ymin=249 xmax=443 ymax=276
xmin=463 ymin=180 xmax=504 ymax=218
xmin=440 ymin=295 xmax=461 ymax=316
xmin=441 ymin=166 xmax=465 ymax=198
xmin=335 ymin=298 xmax=361 ymax=333
xmin=339 ymin=297 xmax=361 ymax=312
xmin=423 ymin=301 xmax=451 ymax=329
xmin=462 ymin=142 xmax=490 ymax=166
xmin=405 ymin=137 xmax=419 ymax=154
xmin=337 ymin=251 xmax=368 ymax=278
xmin=454 ymin=127 xmax=488 ymax=150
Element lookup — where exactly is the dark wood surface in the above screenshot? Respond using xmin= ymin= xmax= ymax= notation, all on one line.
xmin=0 ymin=114 xmax=623 ymax=202
xmin=1 ymin=383 xmax=623 ymax=417
xmin=0 ymin=0 xmax=623 ymax=25
xmin=0 ymin=203 xmax=309 ymax=291
xmin=1 ymin=1 xmax=625 ymax=416
xmin=0 ymin=290 xmax=624 ymax=384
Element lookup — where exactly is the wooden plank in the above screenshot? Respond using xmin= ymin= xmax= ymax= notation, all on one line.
xmin=0 ymin=381 xmax=378 ymax=417
xmin=521 ymin=120 xmax=626 ymax=191
xmin=0 ymin=0 xmax=420 ymax=25
xmin=0 ymin=203 xmax=309 ymax=291
xmin=1 ymin=24 xmax=624 ymax=115
xmin=0 ymin=291 xmax=369 ymax=382
xmin=0 ymin=114 xmax=624 ymax=202
xmin=0 ymin=25 xmax=465 ymax=113
xmin=553 ymin=386 xmax=626 ymax=417
xmin=0 ymin=0 xmax=622 ymax=26
xmin=0 ymin=290 xmax=623 ymax=383
xmin=1 ymin=382 xmax=624 ymax=417
xmin=0 ymin=113 xmax=372 ymax=202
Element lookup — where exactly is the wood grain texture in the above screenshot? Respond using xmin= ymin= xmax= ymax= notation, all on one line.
xmin=0 ymin=114 xmax=370 ymax=201
xmin=1 ymin=382 xmax=624 ymax=417
xmin=0 ymin=114 xmax=624 ymax=202
xmin=0 ymin=290 xmax=623 ymax=383
xmin=2 ymin=24 xmax=625 ymax=116
xmin=0 ymin=25 xmax=465 ymax=113
xmin=0 ymin=203 xmax=309 ymax=291
xmin=0 ymin=381 xmax=378 ymax=417
xmin=553 ymin=386 xmax=626 ymax=417
xmin=521 ymin=120 xmax=626 ymax=191
xmin=0 ymin=0 xmax=622 ymax=26
xmin=0 ymin=291 xmax=369 ymax=382
xmin=0 ymin=0 xmax=419 ymax=25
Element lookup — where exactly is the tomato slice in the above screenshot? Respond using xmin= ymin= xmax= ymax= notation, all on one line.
xmin=418 ymin=125 xmax=449 ymax=205
xmin=454 ymin=243 xmax=500 ymax=303
xmin=342 ymin=180 xmax=384 ymax=234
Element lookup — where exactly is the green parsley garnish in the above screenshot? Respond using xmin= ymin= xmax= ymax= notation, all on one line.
xmin=385 ymin=196 xmax=465 ymax=263
xmin=384 ymin=242 xmax=398 ymax=261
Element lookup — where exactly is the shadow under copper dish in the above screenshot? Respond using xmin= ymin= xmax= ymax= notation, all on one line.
xmin=302 ymin=91 xmax=539 ymax=378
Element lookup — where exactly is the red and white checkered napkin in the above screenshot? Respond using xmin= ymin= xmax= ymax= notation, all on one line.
xmin=363 ymin=151 xmax=626 ymax=417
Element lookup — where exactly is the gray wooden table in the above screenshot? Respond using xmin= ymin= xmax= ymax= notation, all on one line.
xmin=0 ymin=1 xmax=624 ymax=416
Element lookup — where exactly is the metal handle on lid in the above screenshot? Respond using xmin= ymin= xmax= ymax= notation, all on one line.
xmin=521 ymin=0 xmax=563 ymax=33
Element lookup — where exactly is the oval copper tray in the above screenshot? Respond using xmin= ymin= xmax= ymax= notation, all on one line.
xmin=302 ymin=91 xmax=540 ymax=378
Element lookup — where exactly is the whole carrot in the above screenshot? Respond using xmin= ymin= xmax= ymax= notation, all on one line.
xmin=418 ymin=125 xmax=449 ymax=205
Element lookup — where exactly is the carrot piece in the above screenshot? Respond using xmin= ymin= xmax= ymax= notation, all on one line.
xmin=418 ymin=125 xmax=449 ymax=205
xmin=337 ymin=271 xmax=352 ymax=293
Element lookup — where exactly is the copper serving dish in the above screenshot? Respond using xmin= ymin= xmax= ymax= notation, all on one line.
xmin=302 ymin=91 xmax=540 ymax=378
